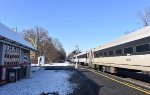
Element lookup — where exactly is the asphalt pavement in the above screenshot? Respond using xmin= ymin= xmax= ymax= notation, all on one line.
xmin=77 ymin=67 xmax=150 ymax=95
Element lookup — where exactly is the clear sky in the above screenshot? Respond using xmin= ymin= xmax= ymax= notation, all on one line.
xmin=0 ymin=0 xmax=150 ymax=54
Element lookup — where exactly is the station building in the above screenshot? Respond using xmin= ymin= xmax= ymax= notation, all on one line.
xmin=0 ymin=23 xmax=35 ymax=83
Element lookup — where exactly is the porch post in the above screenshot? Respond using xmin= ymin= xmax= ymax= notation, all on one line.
xmin=0 ymin=43 xmax=6 ymax=82
xmin=27 ymin=51 xmax=30 ymax=65
xmin=19 ymin=49 xmax=24 ymax=64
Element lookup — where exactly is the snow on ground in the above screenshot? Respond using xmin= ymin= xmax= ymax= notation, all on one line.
xmin=31 ymin=62 xmax=74 ymax=67
xmin=49 ymin=62 xmax=74 ymax=66
xmin=31 ymin=67 xmax=40 ymax=72
xmin=0 ymin=70 xmax=74 ymax=95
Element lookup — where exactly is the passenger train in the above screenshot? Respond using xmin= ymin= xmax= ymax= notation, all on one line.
xmin=71 ymin=26 xmax=150 ymax=74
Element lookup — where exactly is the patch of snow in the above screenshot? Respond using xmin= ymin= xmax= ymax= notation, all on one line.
xmin=32 ymin=62 xmax=74 ymax=67
xmin=0 ymin=70 xmax=74 ymax=95
xmin=0 ymin=23 xmax=34 ymax=49
xmin=31 ymin=66 xmax=40 ymax=72
xmin=31 ymin=64 xmax=40 ymax=66
xmin=49 ymin=62 xmax=73 ymax=66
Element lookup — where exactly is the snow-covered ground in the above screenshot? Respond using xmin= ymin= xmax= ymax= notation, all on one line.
xmin=0 ymin=70 xmax=75 ymax=95
xmin=49 ymin=62 xmax=74 ymax=66
xmin=31 ymin=61 xmax=74 ymax=67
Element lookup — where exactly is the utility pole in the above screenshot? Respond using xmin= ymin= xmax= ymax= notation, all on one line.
xmin=36 ymin=27 xmax=39 ymax=51
xmin=75 ymin=45 xmax=79 ymax=68
xmin=12 ymin=27 xmax=17 ymax=32
xmin=75 ymin=45 xmax=79 ymax=54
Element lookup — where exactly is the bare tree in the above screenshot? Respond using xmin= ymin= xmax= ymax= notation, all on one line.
xmin=22 ymin=26 xmax=66 ymax=63
xmin=138 ymin=8 xmax=150 ymax=27
xmin=23 ymin=29 xmax=37 ymax=48
xmin=52 ymin=38 xmax=66 ymax=62
xmin=52 ymin=38 xmax=63 ymax=50
xmin=67 ymin=49 xmax=81 ymax=60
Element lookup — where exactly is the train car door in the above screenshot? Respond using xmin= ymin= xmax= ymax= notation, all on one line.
xmin=88 ymin=51 xmax=93 ymax=67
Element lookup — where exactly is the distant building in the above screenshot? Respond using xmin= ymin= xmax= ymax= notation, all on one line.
xmin=0 ymin=23 xmax=35 ymax=83
xmin=38 ymin=56 xmax=45 ymax=66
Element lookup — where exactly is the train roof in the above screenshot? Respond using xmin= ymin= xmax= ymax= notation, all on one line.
xmin=76 ymin=52 xmax=87 ymax=56
xmin=0 ymin=23 xmax=35 ymax=51
xmin=93 ymin=26 xmax=150 ymax=52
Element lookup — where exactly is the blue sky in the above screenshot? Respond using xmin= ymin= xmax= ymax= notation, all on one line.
xmin=0 ymin=0 xmax=150 ymax=54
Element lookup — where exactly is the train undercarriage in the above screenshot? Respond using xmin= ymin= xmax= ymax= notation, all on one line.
xmin=77 ymin=62 xmax=150 ymax=83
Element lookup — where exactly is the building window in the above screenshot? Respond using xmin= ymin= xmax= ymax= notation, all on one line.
xmin=136 ymin=44 xmax=150 ymax=52
xmin=4 ymin=44 xmax=20 ymax=65
xmin=124 ymin=47 xmax=133 ymax=54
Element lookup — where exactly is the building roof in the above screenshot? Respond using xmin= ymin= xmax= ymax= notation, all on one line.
xmin=93 ymin=25 xmax=150 ymax=52
xmin=0 ymin=23 xmax=35 ymax=50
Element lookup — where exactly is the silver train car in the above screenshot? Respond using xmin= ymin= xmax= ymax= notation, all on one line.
xmin=76 ymin=52 xmax=89 ymax=66
xmin=72 ymin=26 xmax=150 ymax=74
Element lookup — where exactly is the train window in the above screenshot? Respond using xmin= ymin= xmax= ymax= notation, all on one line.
xmin=136 ymin=44 xmax=150 ymax=52
xmin=99 ymin=53 xmax=103 ymax=56
xmin=109 ymin=51 xmax=113 ymax=55
xmin=124 ymin=47 xmax=133 ymax=54
xmin=104 ymin=52 xmax=107 ymax=56
xmin=94 ymin=52 xmax=98 ymax=58
xmin=115 ymin=49 xmax=122 ymax=54
xmin=96 ymin=53 xmax=99 ymax=57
